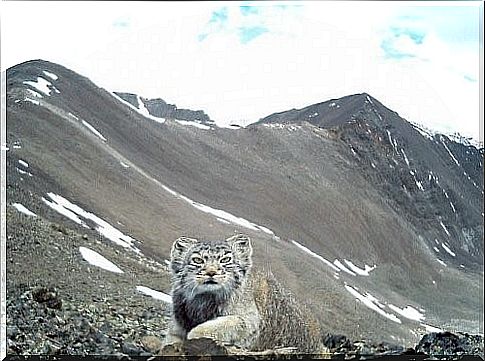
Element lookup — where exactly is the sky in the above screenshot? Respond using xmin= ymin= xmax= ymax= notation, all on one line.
xmin=1 ymin=1 xmax=483 ymax=142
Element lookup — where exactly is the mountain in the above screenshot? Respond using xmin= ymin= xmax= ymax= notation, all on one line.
xmin=113 ymin=92 xmax=215 ymax=126
xmin=5 ymin=59 xmax=484 ymax=354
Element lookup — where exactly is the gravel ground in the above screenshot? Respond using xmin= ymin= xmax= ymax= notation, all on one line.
xmin=6 ymin=196 xmax=173 ymax=356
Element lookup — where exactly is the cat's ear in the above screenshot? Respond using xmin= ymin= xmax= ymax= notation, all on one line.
xmin=226 ymin=234 xmax=252 ymax=260
xmin=170 ymin=236 xmax=198 ymax=273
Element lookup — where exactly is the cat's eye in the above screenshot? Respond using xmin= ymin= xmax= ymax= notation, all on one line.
xmin=219 ymin=256 xmax=232 ymax=264
xmin=192 ymin=256 xmax=204 ymax=264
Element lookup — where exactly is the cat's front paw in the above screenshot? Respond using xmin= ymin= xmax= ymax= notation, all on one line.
xmin=187 ymin=317 xmax=245 ymax=346
xmin=187 ymin=323 xmax=219 ymax=340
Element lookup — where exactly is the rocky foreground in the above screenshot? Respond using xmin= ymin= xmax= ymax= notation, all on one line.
xmin=6 ymin=285 xmax=484 ymax=359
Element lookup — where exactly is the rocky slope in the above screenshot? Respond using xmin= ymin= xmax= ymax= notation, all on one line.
xmin=114 ymin=91 xmax=215 ymax=126
xmin=4 ymin=59 xmax=484 ymax=356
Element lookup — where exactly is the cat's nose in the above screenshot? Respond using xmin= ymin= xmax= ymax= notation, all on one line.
xmin=205 ymin=265 xmax=218 ymax=277
xmin=206 ymin=269 xmax=217 ymax=277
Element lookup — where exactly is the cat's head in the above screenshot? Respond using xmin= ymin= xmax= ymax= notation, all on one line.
xmin=170 ymin=234 xmax=252 ymax=298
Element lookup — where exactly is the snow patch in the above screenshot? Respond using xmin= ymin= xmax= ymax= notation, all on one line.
xmin=42 ymin=196 xmax=85 ymax=225
xmin=421 ymin=323 xmax=443 ymax=333
xmin=344 ymin=284 xmax=401 ymax=323
xmin=12 ymin=203 xmax=37 ymax=217
xmin=333 ymin=260 xmax=357 ymax=276
xmin=178 ymin=194 xmax=259 ymax=231
xmin=440 ymin=136 xmax=460 ymax=166
xmin=136 ymin=286 xmax=172 ymax=303
xmin=262 ymin=123 xmax=301 ymax=131
xmin=343 ymin=260 xmax=376 ymax=276
xmin=43 ymin=70 xmax=59 ymax=80
xmin=291 ymin=240 xmax=339 ymax=272
xmin=256 ymin=225 xmax=275 ymax=236
xmin=23 ymin=77 xmax=53 ymax=96
xmin=68 ymin=112 xmax=79 ymax=120
xmin=411 ymin=123 xmax=434 ymax=140
xmin=110 ymin=92 xmax=166 ymax=124
xmin=436 ymin=259 xmax=447 ymax=267
xmin=388 ymin=304 xmax=425 ymax=322
xmin=24 ymin=98 xmax=40 ymax=105
xmin=447 ymin=132 xmax=483 ymax=149
xmin=439 ymin=221 xmax=451 ymax=236
xmin=365 ymin=293 xmax=386 ymax=309
xmin=175 ymin=119 xmax=211 ymax=130
xmin=441 ymin=243 xmax=456 ymax=257
xmin=263 ymin=123 xmax=285 ymax=129
xmin=27 ymin=89 xmax=43 ymax=98
xmin=79 ymin=247 xmax=124 ymax=273
xmin=136 ymin=96 xmax=151 ymax=116
xmin=16 ymin=168 xmax=33 ymax=176
xmin=42 ymin=193 xmax=140 ymax=252
xmin=81 ymin=120 xmax=107 ymax=141
xmin=401 ymin=149 xmax=410 ymax=166
xmin=415 ymin=179 xmax=424 ymax=191
xmin=176 ymin=193 xmax=276 ymax=236
xmin=409 ymin=170 xmax=424 ymax=191
xmin=386 ymin=130 xmax=399 ymax=153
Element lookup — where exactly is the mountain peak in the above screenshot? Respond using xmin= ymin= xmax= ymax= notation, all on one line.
xmin=253 ymin=92 xmax=390 ymax=129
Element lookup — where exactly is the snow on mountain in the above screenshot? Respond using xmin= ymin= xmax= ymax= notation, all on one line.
xmin=5 ymin=59 xmax=484 ymax=350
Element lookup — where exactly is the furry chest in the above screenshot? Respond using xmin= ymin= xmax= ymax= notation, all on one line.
xmin=173 ymin=292 xmax=229 ymax=332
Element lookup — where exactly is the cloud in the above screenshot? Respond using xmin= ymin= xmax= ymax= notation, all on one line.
xmin=113 ymin=17 xmax=130 ymax=29
xmin=198 ymin=4 xmax=300 ymax=45
xmin=381 ymin=38 xmax=419 ymax=60
xmin=240 ymin=5 xmax=259 ymax=16
xmin=238 ymin=26 xmax=269 ymax=44
xmin=464 ymin=74 xmax=477 ymax=82
xmin=209 ymin=7 xmax=228 ymax=24
xmin=2 ymin=1 xmax=481 ymax=142
xmin=380 ymin=25 xmax=432 ymax=60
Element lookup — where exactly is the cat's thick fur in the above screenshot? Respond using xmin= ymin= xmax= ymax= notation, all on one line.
xmin=165 ymin=234 xmax=322 ymax=352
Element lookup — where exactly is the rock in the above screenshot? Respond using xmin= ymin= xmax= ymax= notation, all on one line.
xmin=140 ymin=335 xmax=163 ymax=353
xmin=6 ymin=283 xmax=170 ymax=355
xmin=416 ymin=331 xmax=484 ymax=356
xmin=159 ymin=342 xmax=184 ymax=356
xmin=183 ymin=337 xmax=229 ymax=356
xmin=159 ymin=338 xmax=228 ymax=356
xmin=323 ymin=333 xmax=352 ymax=351
xmin=32 ymin=286 xmax=62 ymax=309
xmin=121 ymin=341 xmax=143 ymax=356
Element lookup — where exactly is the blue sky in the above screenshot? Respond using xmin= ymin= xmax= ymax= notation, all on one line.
xmin=1 ymin=1 xmax=483 ymax=142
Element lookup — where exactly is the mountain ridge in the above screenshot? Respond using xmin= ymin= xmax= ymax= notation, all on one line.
xmin=5 ymin=59 xmax=484 ymax=353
